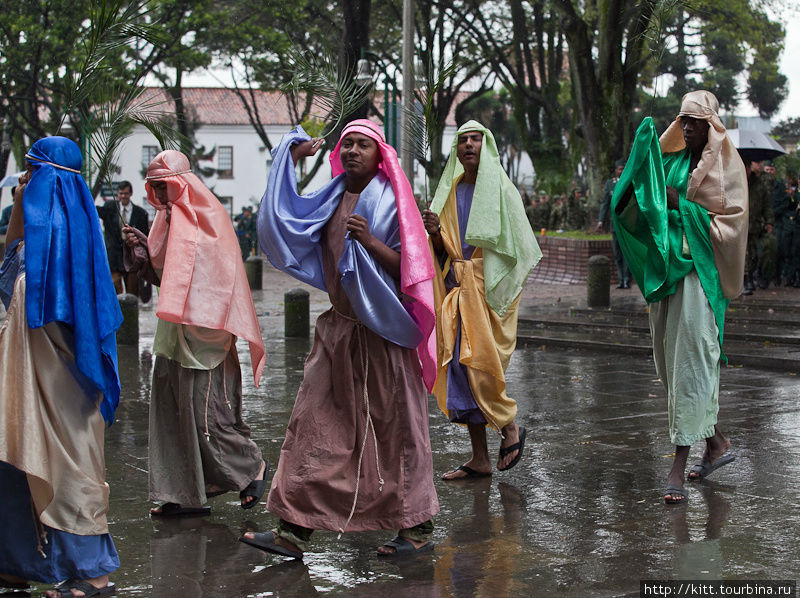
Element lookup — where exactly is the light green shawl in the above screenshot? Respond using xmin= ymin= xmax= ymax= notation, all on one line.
xmin=430 ymin=120 xmax=542 ymax=315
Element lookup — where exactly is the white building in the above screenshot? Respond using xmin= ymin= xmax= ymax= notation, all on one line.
xmin=5 ymin=86 xmax=536 ymax=218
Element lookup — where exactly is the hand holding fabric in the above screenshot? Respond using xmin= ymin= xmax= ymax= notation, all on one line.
xmin=666 ymin=186 xmax=680 ymax=210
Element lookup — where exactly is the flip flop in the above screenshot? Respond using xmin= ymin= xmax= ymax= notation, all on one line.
xmin=240 ymin=459 xmax=270 ymax=510
xmin=48 ymin=580 xmax=116 ymax=597
xmin=377 ymin=536 xmax=435 ymax=557
xmin=150 ymin=502 xmax=211 ymax=517
xmin=497 ymin=426 xmax=527 ymax=471
xmin=441 ymin=465 xmax=492 ymax=481
xmin=687 ymin=454 xmax=736 ymax=482
xmin=239 ymin=531 xmax=303 ymax=560
xmin=0 ymin=577 xmax=29 ymax=590
xmin=664 ymin=485 xmax=688 ymax=504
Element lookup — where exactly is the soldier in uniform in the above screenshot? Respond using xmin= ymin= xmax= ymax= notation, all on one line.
xmin=549 ymin=194 xmax=566 ymax=231
xmin=784 ymin=172 xmax=800 ymax=287
xmin=742 ymin=159 xmax=777 ymax=294
xmin=769 ymin=164 xmax=799 ymax=286
xmin=597 ymin=159 xmax=631 ymax=288
xmin=565 ymin=185 xmax=586 ymax=230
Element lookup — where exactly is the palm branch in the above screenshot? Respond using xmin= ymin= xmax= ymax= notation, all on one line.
xmin=401 ymin=57 xmax=459 ymax=202
xmin=54 ymin=0 xmax=183 ymax=221
xmin=280 ymin=48 xmax=372 ymax=139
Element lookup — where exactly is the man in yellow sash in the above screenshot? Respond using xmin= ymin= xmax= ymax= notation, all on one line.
xmin=422 ymin=121 xmax=541 ymax=480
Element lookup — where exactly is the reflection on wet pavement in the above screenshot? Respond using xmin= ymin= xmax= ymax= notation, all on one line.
xmin=34 ymin=286 xmax=798 ymax=597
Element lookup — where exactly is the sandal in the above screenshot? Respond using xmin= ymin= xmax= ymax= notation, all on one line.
xmin=150 ymin=502 xmax=211 ymax=517
xmin=687 ymin=454 xmax=735 ymax=482
xmin=240 ymin=459 xmax=269 ymax=510
xmin=48 ymin=580 xmax=115 ymax=597
xmin=664 ymin=485 xmax=688 ymax=504
xmin=377 ymin=536 xmax=435 ymax=557
xmin=441 ymin=465 xmax=492 ymax=480
xmin=497 ymin=426 xmax=527 ymax=471
xmin=239 ymin=531 xmax=303 ymax=560
xmin=0 ymin=576 xmax=29 ymax=590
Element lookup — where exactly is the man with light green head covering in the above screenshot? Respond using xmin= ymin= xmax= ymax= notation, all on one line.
xmin=422 ymin=120 xmax=541 ymax=480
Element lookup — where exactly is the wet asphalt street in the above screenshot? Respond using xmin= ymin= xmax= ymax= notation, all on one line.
xmin=14 ymin=266 xmax=800 ymax=597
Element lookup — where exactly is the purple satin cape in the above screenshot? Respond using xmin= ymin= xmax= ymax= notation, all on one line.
xmin=258 ymin=127 xmax=424 ymax=351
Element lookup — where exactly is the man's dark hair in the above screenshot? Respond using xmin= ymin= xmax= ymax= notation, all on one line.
xmin=118 ymin=180 xmax=133 ymax=192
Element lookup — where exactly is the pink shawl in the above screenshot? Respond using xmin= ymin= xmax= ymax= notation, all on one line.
xmin=145 ymin=150 xmax=265 ymax=385
xmin=330 ymin=120 xmax=437 ymax=391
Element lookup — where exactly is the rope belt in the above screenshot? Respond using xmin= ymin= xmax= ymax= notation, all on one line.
xmin=333 ymin=308 xmax=385 ymax=536
xmin=146 ymin=170 xmax=191 ymax=180
xmin=25 ymin=155 xmax=81 ymax=174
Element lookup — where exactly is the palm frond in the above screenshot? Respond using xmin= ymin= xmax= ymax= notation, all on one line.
xmin=82 ymin=85 xmax=186 ymax=216
xmin=402 ymin=58 xmax=459 ymax=162
xmin=635 ymin=0 xmax=692 ymax=105
xmin=60 ymin=0 xmax=167 ymax=130
xmin=279 ymin=48 xmax=372 ymax=137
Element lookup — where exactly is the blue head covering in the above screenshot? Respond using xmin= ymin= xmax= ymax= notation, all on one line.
xmin=23 ymin=136 xmax=123 ymax=424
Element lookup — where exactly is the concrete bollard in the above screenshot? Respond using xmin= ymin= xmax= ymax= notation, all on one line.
xmin=117 ymin=293 xmax=139 ymax=345
xmin=285 ymin=288 xmax=310 ymax=338
xmin=244 ymin=256 xmax=263 ymax=290
xmin=587 ymin=254 xmax=610 ymax=308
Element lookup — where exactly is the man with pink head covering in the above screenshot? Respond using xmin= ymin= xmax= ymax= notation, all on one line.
xmin=123 ymin=150 xmax=268 ymax=517
xmin=241 ymin=120 xmax=439 ymax=559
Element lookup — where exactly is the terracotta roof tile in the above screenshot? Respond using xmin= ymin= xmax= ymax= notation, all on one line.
xmin=137 ymin=86 xmax=465 ymax=127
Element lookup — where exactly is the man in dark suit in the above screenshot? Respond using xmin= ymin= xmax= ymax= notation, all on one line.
xmin=97 ymin=180 xmax=149 ymax=296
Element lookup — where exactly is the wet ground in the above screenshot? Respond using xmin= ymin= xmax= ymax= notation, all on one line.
xmin=15 ymin=267 xmax=800 ymax=597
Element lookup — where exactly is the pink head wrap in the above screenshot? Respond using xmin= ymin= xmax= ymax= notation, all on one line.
xmin=145 ymin=150 xmax=266 ymax=384
xmin=330 ymin=120 xmax=437 ymax=390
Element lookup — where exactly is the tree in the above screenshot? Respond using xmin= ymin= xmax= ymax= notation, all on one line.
xmin=550 ymin=0 xmax=661 ymax=200
xmin=449 ymin=0 xmax=571 ymax=189
xmin=651 ymin=0 xmax=788 ymax=119
xmin=0 ymin=0 xmax=168 ymax=196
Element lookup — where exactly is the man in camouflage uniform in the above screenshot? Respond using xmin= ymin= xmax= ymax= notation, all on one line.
xmin=565 ymin=186 xmax=586 ymax=230
xmin=549 ymin=194 xmax=566 ymax=231
xmin=597 ymin=159 xmax=631 ymax=288
xmin=769 ymin=164 xmax=800 ymax=286
xmin=742 ymin=160 xmax=777 ymax=294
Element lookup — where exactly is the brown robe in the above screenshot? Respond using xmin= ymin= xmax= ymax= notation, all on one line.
xmin=266 ymin=191 xmax=439 ymax=532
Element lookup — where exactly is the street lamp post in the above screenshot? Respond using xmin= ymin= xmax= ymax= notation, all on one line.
xmin=356 ymin=53 xmax=399 ymax=148
xmin=400 ymin=0 xmax=415 ymax=184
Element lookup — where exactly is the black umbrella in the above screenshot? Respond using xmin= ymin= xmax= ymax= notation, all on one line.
xmin=727 ymin=128 xmax=786 ymax=162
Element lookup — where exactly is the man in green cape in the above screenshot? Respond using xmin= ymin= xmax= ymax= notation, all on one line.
xmin=612 ymin=91 xmax=748 ymax=504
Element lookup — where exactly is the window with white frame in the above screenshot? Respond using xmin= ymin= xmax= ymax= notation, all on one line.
xmin=141 ymin=145 xmax=159 ymax=168
xmin=218 ymin=146 xmax=233 ymax=178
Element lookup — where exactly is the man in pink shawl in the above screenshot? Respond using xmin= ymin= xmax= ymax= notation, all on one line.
xmin=123 ymin=150 xmax=268 ymax=517
xmin=241 ymin=120 xmax=439 ymax=559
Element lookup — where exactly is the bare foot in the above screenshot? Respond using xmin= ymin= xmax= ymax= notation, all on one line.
xmin=497 ymin=423 xmax=520 ymax=470
xmin=44 ymin=575 xmax=110 ymax=597
xmin=377 ymin=537 xmax=430 ymax=555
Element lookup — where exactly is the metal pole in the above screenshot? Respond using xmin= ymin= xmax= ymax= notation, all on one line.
xmin=400 ymin=0 xmax=415 ymax=184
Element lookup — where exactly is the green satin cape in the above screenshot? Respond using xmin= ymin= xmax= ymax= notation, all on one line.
xmin=611 ymin=117 xmax=728 ymax=357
